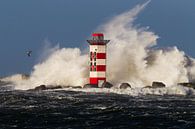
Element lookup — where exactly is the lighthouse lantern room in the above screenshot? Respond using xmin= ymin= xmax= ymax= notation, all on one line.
xmin=87 ymin=33 xmax=110 ymax=87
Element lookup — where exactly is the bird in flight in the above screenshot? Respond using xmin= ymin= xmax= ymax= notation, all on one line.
xmin=26 ymin=50 xmax=32 ymax=57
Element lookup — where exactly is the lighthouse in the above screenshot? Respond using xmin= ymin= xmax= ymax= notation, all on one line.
xmin=87 ymin=33 xmax=110 ymax=87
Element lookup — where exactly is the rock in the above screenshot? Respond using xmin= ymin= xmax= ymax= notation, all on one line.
xmin=83 ymin=84 xmax=98 ymax=88
xmin=152 ymin=82 xmax=166 ymax=88
xmin=101 ymin=82 xmax=113 ymax=88
xmin=143 ymin=86 xmax=152 ymax=89
xmin=119 ymin=83 xmax=131 ymax=89
xmin=47 ymin=85 xmax=62 ymax=90
xmin=34 ymin=85 xmax=47 ymax=91
xmin=28 ymin=85 xmax=63 ymax=91
xmin=178 ymin=82 xmax=195 ymax=89
xmin=83 ymin=82 xmax=113 ymax=88
xmin=73 ymin=86 xmax=82 ymax=89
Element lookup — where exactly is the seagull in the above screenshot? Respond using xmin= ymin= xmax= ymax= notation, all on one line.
xmin=26 ymin=50 xmax=32 ymax=57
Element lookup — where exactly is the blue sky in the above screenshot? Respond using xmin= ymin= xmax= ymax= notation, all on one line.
xmin=0 ymin=0 xmax=195 ymax=76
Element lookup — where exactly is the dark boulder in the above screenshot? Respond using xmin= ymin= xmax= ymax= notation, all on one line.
xmin=178 ymin=82 xmax=195 ymax=89
xmin=28 ymin=85 xmax=63 ymax=91
xmin=73 ymin=86 xmax=82 ymax=89
xmin=143 ymin=86 xmax=152 ymax=89
xmin=101 ymin=82 xmax=113 ymax=88
xmin=83 ymin=84 xmax=98 ymax=88
xmin=47 ymin=85 xmax=62 ymax=90
xmin=152 ymin=82 xmax=166 ymax=88
xmin=34 ymin=85 xmax=47 ymax=91
xmin=119 ymin=83 xmax=131 ymax=89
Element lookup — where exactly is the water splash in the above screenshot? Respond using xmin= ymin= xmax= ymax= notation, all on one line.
xmin=99 ymin=1 xmax=194 ymax=87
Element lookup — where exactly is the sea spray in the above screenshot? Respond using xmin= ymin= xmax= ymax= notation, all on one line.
xmin=100 ymin=2 xmax=193 ymax=87
xmin=1 ymin=48 xmax=88 ymax=90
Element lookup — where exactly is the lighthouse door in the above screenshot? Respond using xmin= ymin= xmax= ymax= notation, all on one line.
xmin=98 ymin=80 xmax=104 ymax=88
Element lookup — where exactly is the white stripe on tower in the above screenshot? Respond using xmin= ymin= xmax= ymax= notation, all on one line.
xmin=90 ymin=45 xmax=106 ymax=53
xmin=95 ymin=59 xmax=106 ymax=65
xmin=90 ymin=72 xmax=106 ymax=78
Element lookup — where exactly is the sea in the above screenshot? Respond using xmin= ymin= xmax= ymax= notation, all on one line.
xmin=0 ymin=86 xmax=195 ymax=129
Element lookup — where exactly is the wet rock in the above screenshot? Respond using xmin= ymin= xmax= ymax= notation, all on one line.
xmin=178 ymin=82 xmax=195 ymax=89
xmin=83 ymin=84 xmax=98 ymax=88
xmin=29 ymin=85 xmax=63 ymax=91
xmin=47 ymin=85 xmax=62 ymax=90
xmin=152 ymin=82 xmax=166 ymax=88
xmin=34 ymin=85 xmax=47 ymax=91
xmin=73 ymin=86 xmax=82 ymax=89
xmin=119 ymin=83 xmax=131 ymax=89
xmin=101 ymin=82 xmax=113 ymax=88
xmin=143 ymin=86 xmax=152 ymax=89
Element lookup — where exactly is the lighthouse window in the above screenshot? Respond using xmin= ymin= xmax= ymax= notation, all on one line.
xmin=94 ymin=62 xmax=96 ymax=66
xmin=94 ymin=67 xmax=96 ymax=71
xmin=90 ymin=52 xmax=92 ymax=58
xmin=94 ymin=52 xmax=96 ymax=61
xmin=90 ymin=62 xmax=92 ymax=66
xmin=99 ymin=36 xmax=103 ymax=40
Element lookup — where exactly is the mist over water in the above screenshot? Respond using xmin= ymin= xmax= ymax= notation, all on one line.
xmin=2 ymin=1 xmax=195 ymax=92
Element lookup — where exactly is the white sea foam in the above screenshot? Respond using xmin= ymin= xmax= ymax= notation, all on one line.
xmin=61 ymin=86 xmax=195 ymax=96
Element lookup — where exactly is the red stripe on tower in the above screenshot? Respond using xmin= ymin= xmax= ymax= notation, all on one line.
xmin=96 ymin=65 xmax=106 ymax=71
xmin=90 ymin=65 xmax=106 ymax=72
xmin=96 ymin=53 xmax=106 ymax=59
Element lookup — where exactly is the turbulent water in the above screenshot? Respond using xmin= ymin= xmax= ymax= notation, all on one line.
xmin=0 ymin=88 xmax=195 ymax=129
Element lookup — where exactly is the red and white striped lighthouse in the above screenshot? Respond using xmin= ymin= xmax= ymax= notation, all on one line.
xmin=87 ymin=33 xmax=110 ymax=87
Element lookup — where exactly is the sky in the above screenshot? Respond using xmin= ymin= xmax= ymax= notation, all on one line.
xmin=0 ymin=0 xmax=195 ymax=77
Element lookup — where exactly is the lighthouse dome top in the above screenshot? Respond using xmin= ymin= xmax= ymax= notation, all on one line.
xmin=87 ymin=33 xmax=110 ymax=45
xmin=92 ymin=33 xmax=104 ymax=41
xmin=92 ymin=33 xmax=104 ymax=37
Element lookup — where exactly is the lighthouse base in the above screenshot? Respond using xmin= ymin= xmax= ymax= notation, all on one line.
xmin=83 ymin=81 xmax=113 ymax=89
xmin=83 ymin=84 xmax=98 ymax=88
